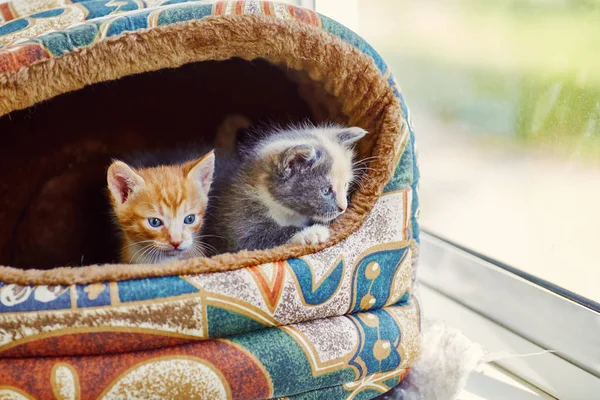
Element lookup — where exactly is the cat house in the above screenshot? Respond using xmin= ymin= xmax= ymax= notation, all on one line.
xmin=0 ymin=1 xmax=421 ymax=398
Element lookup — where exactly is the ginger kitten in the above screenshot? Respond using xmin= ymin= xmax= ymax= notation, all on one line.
xmin=107 ymin=152 xmax=214 ymax=264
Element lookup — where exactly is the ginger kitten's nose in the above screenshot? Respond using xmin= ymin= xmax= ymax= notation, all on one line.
xmin=170 ymin=240 xmax=182 ymax=249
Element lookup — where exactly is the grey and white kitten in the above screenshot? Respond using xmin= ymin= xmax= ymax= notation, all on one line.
xmin=206 ymin=123 xmax=367 ymax=252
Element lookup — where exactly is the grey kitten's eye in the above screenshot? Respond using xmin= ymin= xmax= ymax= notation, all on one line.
xmin=321 ymin=186 xmax=333 ymax=196
xmin=148 ymin=218 xmax=163 ymax=228
xmin=184 ymin=214 xmax=196 ymax=225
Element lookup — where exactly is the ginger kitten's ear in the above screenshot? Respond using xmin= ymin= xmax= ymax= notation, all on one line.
xmin=187 ymin=151 xmax=215 ymax=193
xmin=333 ymin=127 xmax=368 ymax=147
xmin=107 ymin=161 xmax=145 ymax=205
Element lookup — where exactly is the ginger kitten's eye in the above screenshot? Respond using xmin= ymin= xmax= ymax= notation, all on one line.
xmin=321 ymin=186 xmax=333 ymax=197
xmin=184 ymin=214 xmax=196 ymax=225
xmin=148 ymin=218 xmax=163 ymax=228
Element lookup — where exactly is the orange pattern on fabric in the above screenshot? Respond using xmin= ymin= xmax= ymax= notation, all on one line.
xmin=248 ymin=260 xmax=286 ymax=313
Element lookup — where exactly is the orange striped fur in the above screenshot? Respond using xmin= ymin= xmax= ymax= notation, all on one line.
xmin=107 ymin=153 xmax=215 ymax=264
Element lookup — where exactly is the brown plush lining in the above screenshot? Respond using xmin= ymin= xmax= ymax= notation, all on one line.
xmin=0 ymin=15 xmax=404 ymax=285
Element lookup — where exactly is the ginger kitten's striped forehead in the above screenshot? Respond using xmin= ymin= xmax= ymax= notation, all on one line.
xmin=134 ymin=166 xmax=207 ymax=214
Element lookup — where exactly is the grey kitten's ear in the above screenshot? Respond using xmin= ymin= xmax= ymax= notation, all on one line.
xmin=187 ymin=151 xmax=215 ymax=193
xmin=333 ymin=127 xmax=368 ymax=147
xmin=107 ymin=161 xmax=145 ymax=205
xmin=280 ymin=145 xmax=318 ymax=177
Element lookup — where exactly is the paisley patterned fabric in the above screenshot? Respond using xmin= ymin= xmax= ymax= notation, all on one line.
xmin=0 ymin=302 xmax=419 ymax=399
xmin=0 ymin=1 xmax=421 ymax=399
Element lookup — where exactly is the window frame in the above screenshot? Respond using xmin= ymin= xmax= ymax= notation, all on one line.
xmin=420 ymin=231 xmax=600 ymax=398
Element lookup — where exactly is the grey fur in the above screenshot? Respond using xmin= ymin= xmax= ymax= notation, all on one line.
xmin=205 ymin=123 xmax=366 ymax=253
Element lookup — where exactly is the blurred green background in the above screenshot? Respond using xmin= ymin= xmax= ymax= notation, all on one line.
xmin=356 ymin=0 xmax=600 ymax=160
xmin=314 ymin=0 xmax=600 ymax=301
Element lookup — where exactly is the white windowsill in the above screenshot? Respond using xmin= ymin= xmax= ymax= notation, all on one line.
xmin=460 ymin=363 xmax=553 ymax=400
xmin=420 ymin=283 xmax=599 ymax=399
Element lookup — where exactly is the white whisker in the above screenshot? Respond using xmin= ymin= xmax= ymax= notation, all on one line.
xmin=124 ymin=240 xmax=155 ymax=249
xmin=129 ymin=244 xmax=152 ymax=264
xmin=137 ymin=245 xmax=156 ymax=264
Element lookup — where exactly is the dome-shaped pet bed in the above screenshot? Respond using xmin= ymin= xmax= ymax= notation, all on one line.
xmin=0 ymin=1 xmax=421 ymax=399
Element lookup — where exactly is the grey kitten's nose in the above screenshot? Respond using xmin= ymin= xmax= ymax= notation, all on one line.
xmin=335 ymin=193 xmax=348 ymax=212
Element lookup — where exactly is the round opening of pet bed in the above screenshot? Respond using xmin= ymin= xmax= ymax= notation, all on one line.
xmin=0 ymin=15 xmax=405 ymax=285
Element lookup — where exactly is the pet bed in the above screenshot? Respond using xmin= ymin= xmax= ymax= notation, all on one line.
xmin=0 ymin=1 xmax=421 ymax=398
